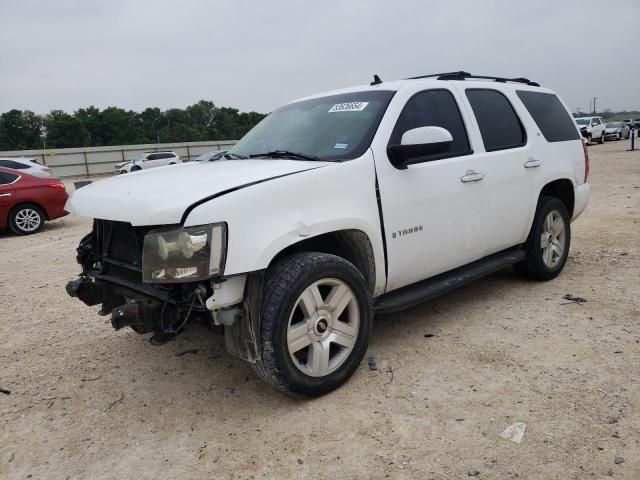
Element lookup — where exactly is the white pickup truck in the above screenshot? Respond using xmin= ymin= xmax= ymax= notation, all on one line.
xmin=65 ymin=71 xmax=590 ymax=396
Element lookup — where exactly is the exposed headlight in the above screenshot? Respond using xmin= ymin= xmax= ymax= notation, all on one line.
xmin=142 ymin=223 xmax=226 ymax=283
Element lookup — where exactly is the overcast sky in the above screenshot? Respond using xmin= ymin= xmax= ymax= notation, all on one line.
xmin=1 ymin=0 xmax=639 ymax=115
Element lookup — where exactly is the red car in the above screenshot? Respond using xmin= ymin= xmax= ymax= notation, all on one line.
xmin=0 ymin=166 xmax=69 ymax=235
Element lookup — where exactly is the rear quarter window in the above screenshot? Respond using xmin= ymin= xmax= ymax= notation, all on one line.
xmin=0 ymin=171 xmax=19 ymax=184
xmin=516 ymin=91 xmax=580 ymax=142
xmin=0 ymin=160 xmax=29 ymax=169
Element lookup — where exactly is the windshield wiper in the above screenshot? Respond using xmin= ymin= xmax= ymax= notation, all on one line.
xmin=222 ymin=152 xmax=247 ymax=160
xmin=248 ymin=150 xmax=319 ymax=161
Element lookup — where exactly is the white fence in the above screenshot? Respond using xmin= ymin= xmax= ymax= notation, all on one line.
xmin=0 ymin=140 xmax=238 ymax=178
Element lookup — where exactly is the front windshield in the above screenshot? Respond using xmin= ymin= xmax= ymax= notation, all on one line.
xmin=229 ymin=90 xmax=395 ymax=161
xmin=575 ymin=118 xmax=590 ymax=126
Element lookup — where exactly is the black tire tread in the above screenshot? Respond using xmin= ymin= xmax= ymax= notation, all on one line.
xmin=515 ymin=196 xmax=571 ymax=281
xmin=253 ymin=252 xmax=372 ymax=396
xmin=9 ymin=203 xmax=45 ymax=235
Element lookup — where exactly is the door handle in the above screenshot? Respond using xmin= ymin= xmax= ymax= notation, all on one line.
xmin=0 ymin=193 xmax=11 ymax=197
xmin=524 ymin=158 xmax=542 ymax=168
xmin=460 ymin=170 xmax=484 ymax=183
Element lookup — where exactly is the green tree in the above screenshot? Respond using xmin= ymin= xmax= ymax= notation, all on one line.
xmin=44 ymin=110 xmax=89 ymax=148
xmin=0 ymin=109 xmax=44 ymax=150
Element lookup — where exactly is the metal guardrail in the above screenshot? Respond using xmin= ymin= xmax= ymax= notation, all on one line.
xmin=0 ymin=140 xmax=238 ymax=178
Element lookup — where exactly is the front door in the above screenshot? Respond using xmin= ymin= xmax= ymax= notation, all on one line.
xmin=373 ymin=87 xmax=490 ymax=291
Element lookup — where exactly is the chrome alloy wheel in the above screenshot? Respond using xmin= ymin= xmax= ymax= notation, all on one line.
xmin=540 ymin=210 xmax=566 ymax=268
xmin=287 ymin=278 xmax=360 ymax=377
xmin=15 ymin=208 xmax=42 ymax=232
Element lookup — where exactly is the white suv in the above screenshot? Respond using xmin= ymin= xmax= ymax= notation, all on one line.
xmin=574 ymin=116 xmax=606 ymax=144
xmin=114 ymin=151 xmax=182 ymax=174
xmin=65 ymin=72 xmax=590 ymax=396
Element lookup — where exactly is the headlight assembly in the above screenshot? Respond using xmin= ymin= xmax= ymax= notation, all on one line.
xmin=142 ymin=223 xmax=226 ymax=283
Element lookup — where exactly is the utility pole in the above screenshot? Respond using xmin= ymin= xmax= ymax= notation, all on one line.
xmin=593 ymin=97 xmax=597 ymax=114
xmin=576 ymin=107 xmax=581 ymax=115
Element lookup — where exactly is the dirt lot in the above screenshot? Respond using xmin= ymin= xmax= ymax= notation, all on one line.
xmin=1 ymin=141 xmax=638 ymax=480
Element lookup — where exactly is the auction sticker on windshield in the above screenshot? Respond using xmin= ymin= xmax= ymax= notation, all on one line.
xmin=328 ymin=102 xmax=369 ymax=113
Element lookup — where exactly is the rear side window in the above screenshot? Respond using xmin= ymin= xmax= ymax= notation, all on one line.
xmin=389 ymin=89 xmax=471 ymax=162
xmin=516 ymin=91 xmax=580 ymax=142
xmin=0 ymin=160 xmax=29 ymax=169
xmin=466 ymin=89 xmax=526 ymax=152
xmin=0 ymin=171 xmax=19 ymax=184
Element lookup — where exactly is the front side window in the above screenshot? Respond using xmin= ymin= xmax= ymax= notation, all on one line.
xmin=466 ymin=89 xmax=526 ymax=152
xmin=230 ymin=90 xmax=396 ymax=162
xmin=388 ymin=89 xmax=471 ymax=163
xmin=516 ymin=91 xmax=580 ymax=142
xmin=592 ymin=118 xmax=601 ymax=126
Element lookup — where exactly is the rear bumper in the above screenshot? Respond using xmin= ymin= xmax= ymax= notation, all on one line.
xmin=572 ymin=183 xmax=591 ymax=221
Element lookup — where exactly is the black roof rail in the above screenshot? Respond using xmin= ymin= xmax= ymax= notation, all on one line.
xmin=406 ymin=71 xmax=540 ymax=87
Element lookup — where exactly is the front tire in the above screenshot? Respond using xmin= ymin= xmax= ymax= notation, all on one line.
xmin=130 ymin=165 xmax=141 ymax=172
xmin=9 ymin=204 xmax=45 ymax=235
xmin=515 ymin=196 xmax=571 ymax=281
xmin=254 ymin=253 xmax=373 ymax=397
xmin=598 ymin=132 xmax=605 ymax=144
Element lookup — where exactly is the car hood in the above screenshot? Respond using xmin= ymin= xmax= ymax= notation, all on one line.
xmin=65 ymin=159 xmax=331 ymax=225
xmin=605 ymin=127 xmax=620 ymax=132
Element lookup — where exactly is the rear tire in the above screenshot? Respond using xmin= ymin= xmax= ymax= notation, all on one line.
xmin=253 ymin=253 xmax=373 ymax=397
xmin=9 ymin=204 xmax=45 ymax=235
xmin=515 ymin=196 xmax=571 ymax=281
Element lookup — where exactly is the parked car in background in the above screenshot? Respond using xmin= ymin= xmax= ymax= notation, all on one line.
xmin=0 ymin=167 xmax=68 ymax=235
xmin=574 ymin=116 xmax=606 ymax=144
xmin=0 ymin=157 xmax=52 ymax=177
xmin=604 ymin=122 xmax=631 ymax=140
xmin=114 ymin=151 xmax=182 ymax=174
xmin=194 ymin=150 xmax=228 ymax=162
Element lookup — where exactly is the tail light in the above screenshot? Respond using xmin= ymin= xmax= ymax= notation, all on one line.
xmin=582 ymin=138 xmax=589 ymax=183
xmin=48 ymin=182 xmax=66 ymax=193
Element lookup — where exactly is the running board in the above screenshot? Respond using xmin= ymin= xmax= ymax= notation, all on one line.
xmin=373 ymin=248 xmax=526 ymax=315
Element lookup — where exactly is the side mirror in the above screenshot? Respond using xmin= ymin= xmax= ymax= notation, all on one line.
xmin=387 ymin=126 xmax=453 ymax=169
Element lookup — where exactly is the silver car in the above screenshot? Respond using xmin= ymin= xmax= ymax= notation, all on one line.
xmin=0 ymin=157 xmax=52 ymax=177
xmin=604 ymin=122 xmax=630 ymax=141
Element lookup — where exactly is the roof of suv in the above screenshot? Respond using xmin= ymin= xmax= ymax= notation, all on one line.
xmin=291 ymin=72 xmax=553 ymax=105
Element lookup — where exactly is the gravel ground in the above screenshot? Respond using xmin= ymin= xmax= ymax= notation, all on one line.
xmin=1 ymin=141 xmax=639 ymax=480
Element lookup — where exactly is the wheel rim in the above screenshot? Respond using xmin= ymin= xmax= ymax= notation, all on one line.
xmin=286 ymin=278 xmax=360 ymax=377
xmin=540 ymin=210 xmax=566 ymax=268
xmin=15 ymin=208 xmax=41 ymax=232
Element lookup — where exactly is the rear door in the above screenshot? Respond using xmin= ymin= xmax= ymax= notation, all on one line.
xmin=0 ymin=171 xmax=19 ymax=228
xmin=457 ymin=87 xmax=538 ymax=255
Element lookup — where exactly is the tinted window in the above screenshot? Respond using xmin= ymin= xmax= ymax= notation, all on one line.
xmin=389 ymin=89 xmax=471 ymax=162
xmin=0 ymin=171 xmax=19 ymax=184
xmin=516 ymin=91 xmax=580 ymax=142
xmin=0 ymin=160 xmax=29 ymax=169
xmin=466 ymin=89 xmax=526 ymax=151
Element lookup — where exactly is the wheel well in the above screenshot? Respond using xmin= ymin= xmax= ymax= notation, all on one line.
xmin=9 ymin=201 xmax=49 ymax=221
xmin=539 ymin=179 xmax=574 ymax=217
xmin=269 ymin=230 xmax=376 ymax=294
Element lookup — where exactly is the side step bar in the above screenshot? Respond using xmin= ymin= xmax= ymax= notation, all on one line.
xmin=373 ymin=248 xmax=526 ymax=315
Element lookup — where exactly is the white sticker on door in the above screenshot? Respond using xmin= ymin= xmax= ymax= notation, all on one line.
xmin=328 ymin=102 xmax=369 ymax=113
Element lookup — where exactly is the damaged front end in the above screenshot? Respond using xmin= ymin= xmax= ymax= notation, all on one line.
xmin=66 ymin=220 xmax=259 ymax=351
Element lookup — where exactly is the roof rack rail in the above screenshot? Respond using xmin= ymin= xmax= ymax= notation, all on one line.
xmin=407 ymin=71 xmax=540 ymax=87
